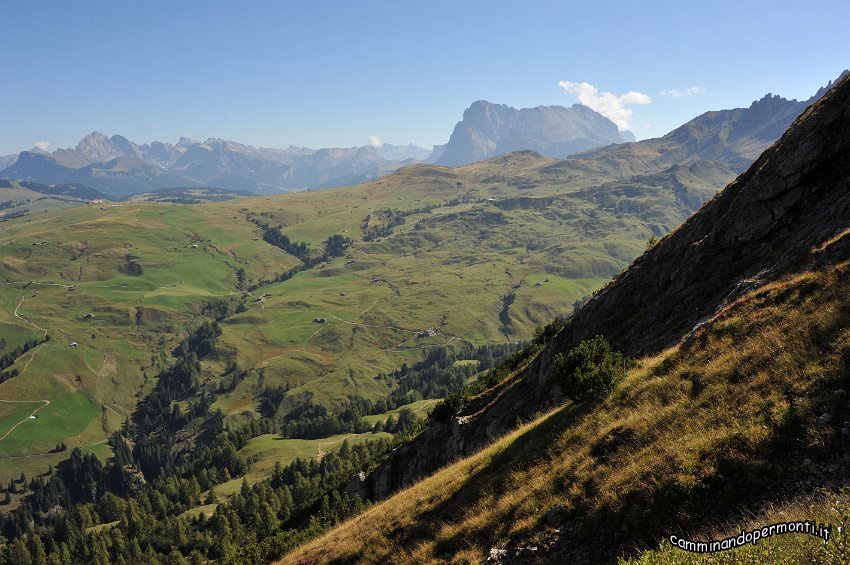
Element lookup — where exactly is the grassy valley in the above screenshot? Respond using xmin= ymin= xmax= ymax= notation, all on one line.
xmin=0 ymin=67 xmax=842 ymax=565
xmin=0 ymin=147 xmax=732 ymax=481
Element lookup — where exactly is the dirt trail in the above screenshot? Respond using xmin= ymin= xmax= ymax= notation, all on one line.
xmin=96 ymin=354 xmax=117 ymax=378
xmin=359 ymin=298 xmax=381 ymax=317
xmin=14 ymin=296 xmax=48 ymax=336
xmin=11 ymin=296 xmax=50 ymax=376
xmin=316 ymin=434 xmax=354 ymax=461
xmin=0 ymin=400 xmax=50 ymax=442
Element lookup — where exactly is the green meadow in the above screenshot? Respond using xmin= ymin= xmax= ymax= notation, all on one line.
xmin=0 ymin=153 xmax=730 ymax=499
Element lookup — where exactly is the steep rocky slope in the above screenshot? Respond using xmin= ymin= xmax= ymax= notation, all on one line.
xmin=360 ymin=73 xmax=850 ymax=501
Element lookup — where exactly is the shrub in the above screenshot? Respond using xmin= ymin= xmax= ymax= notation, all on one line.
xmin=429 ymin=391 xmax=466 ymax=423
xmin=553 ymin=335 xmax=626 ymax=402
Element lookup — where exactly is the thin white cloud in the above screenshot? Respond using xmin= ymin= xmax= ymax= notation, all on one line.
xmin=660 ymin=86 xmax=707 ymax=98
xmin=558 ymin=81 xmax=651 ymax=130
xmin=368 ymin=135 xmax=383 ymax=148
xmin=33 ymin=140 xmax=51 ymax=151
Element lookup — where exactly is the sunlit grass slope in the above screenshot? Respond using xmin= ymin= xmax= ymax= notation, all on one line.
xmin=0 ymin=201 xmax=299 ymax=486
xmin=283 ymin=260 xmax=850 ymax=563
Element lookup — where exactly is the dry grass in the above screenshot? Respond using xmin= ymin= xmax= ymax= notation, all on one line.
xmin=623 ymin=489 xmax=850 ymax=564
xmin=282 ymin=261 xmax=850 ymax=564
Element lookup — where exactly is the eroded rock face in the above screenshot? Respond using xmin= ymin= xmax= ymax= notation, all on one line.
xmin=365 ymin=74 xmax=850 ymax=501
xmin=436 ymin=101 xmax=628 ymax=167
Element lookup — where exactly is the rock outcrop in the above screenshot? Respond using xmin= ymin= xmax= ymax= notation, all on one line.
xmin=437 ymin=101 xmax=628 ymax=166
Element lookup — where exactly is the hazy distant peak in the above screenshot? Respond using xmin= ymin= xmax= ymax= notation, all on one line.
xmin=437 ymin=99 xmax=625 ymax=166
xmin=375 ymin=143 xmax=431 ymax=161
xmin=77 ymin=131 xmax=110 ymax=146
xmin=176 ymin=137 xmax=200 ymax=147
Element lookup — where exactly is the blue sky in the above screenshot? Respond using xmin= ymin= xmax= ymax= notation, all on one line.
xmin=1 ymin=0 xmax=848 ymax=155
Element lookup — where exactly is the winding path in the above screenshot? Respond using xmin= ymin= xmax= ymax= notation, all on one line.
xmin=14 ymin=296 xmax=48 ymax=336
xmin=0 ymin=400 xmax=50 ymax=442
xmin=316 ymin=434 xmax=354 ymax=461
xmin=12 ymin=296 xmax=50 ymax=376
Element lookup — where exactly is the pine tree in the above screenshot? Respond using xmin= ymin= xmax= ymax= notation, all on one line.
xmin=339 ymin=439 xmax=351 ymax=458
xmin=27 ymin=536 xmax=47 ymax=565
xmin=91 ymin=538 xmax=109 ymax=565
xmin=128 ymin=539 xmax=143 ymax=560
xmin=165 ymin=549 xmax=188 ymax=565
xmin=58 ymin=543 xmax=72 ymax=565
xmin=257 ymin=501 xmax=278 ymax=538
xmin=6 ymin=538 xmax=33 ymax=565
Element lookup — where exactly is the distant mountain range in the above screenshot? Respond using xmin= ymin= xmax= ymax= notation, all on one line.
xmin=0 ymin=134 xmax=430 ymax=198
xmin=2 ymin=71 xmax=845 ymax=198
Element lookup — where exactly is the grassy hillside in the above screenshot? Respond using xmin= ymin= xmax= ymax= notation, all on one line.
xmin=127 ymin=187 xmax=253 ymax=204
xmin=281 ymin=75 xmax=850 ymax=564
xmin=283 ymin=259 xmax=850 ymax=563
xmin=0 ymin=181 xmax=92 ymax=221
xmin=0 ymin=202 xmax=299 ymax=487
xmin=0 ymin=145 xmax=733 ymax=502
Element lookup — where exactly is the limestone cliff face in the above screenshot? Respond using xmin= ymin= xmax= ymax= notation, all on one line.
xmin=436 ymin=101 xmax=627 ymax=167
xmin=364 ymin=74 xmax=850 ymax=500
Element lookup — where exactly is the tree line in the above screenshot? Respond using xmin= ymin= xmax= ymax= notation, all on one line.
xmin=0 ymin=335 xmax=49 ymax=383
xmin=246 ymin=217 xmax=352 ymax=291
xmin=0 ymin=294 xmax=541 ymax=563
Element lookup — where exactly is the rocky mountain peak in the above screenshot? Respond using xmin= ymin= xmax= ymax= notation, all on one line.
xmin=552 ymin=72 xmax=850 ymax=358
xmin=176 ymin=137 xmax=199 ymax=148
xmin=809 ymin=69 xmax=850 ymax=101
xmin=74 ymin=131 xmax=125 ymax=162
xmin=437 ymin=100 xmax=626 ymax=166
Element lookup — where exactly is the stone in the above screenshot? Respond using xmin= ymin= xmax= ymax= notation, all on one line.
xmin=546 ymin=505 xmax=565 ymax=526
xmin=344 ymin=471 xmax=368 ymax=498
